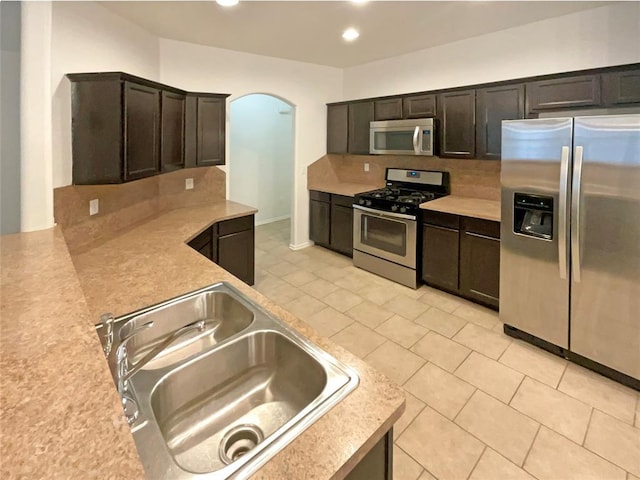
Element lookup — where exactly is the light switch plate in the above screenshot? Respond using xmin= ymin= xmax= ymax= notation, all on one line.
xmin=364 ymin=163 xmax=370 ymax=172
xmin=185 ymin=178 xmax=194 ymax=190
xmin=89 ymin=199 xmax=99 ymax=216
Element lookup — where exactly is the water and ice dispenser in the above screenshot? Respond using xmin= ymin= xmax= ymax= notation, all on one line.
xmin=513 ymin=193 xmax=553 ymax=240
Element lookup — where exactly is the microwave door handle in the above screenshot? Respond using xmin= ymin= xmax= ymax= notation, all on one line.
xmin=413 ymin=126 xmax=420 ymax=154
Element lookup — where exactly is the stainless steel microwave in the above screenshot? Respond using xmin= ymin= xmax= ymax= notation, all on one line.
xmin=370 ymin=118 xmax=434 ymax=156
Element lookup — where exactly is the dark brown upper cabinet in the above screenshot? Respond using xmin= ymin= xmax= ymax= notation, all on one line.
xmin=327 ymin=104 xmax=349 ymax=153
xmin=68 ymin=72 xmax=229 ymax=184
xmin=603 ymin=69 xmax=640 ymax=106
xmin=526 ymin=75 xmax=601 ymax=115
xmin=403 ymin=94 xmax=437 ymax=118
xmin=374 ymin=97 xmax=403 ymax=121
xmin=348 ymin=101 xmax=374 ymax=154
xmin=438 ymin=90 xmax=476 ymax=158
xmin=476 ymin=84 xmax=525 ymax=160
xmin=160 ymin=90 xmax=186 ymax=172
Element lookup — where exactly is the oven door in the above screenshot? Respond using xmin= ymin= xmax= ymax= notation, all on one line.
xmin=353 ymin=205 xmax=417 ymax=268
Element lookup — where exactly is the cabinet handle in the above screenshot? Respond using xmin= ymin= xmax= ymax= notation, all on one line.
xmin=464 ymin=231 xmax=499 ymax=241
xmin=425 ymin=224 xmax=458 ymax=233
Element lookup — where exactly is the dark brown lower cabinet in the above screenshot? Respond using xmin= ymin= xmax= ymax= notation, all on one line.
xmin=309 ymin=191 xmax=353 ymax=257
xmin=310 ymin=192 xmax=331 ymax=247
xmin=330 ymin=200 xmax=354 ymax=256
xmin=345 ymin=430 xmax=393 ymax=480
xmin=187 ymin=215 xmax=255 ymax=286
xmin=422 ymin=212 xmax=500 ymax=309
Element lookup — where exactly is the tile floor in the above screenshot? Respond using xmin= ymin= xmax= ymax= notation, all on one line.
xmin=254 ymin=219 xmax=640 ymax=480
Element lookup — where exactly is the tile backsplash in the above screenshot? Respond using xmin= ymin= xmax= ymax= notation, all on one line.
xmin=309 ymin=154 xmax=501 ymax=200
xmin=54 ymin=166 xmax=225 ymax=252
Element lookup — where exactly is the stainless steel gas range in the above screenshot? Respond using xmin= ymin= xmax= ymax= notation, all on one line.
xmin=353 ymin=168 xmax=450 ymax=288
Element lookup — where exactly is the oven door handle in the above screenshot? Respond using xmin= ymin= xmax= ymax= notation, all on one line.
xmin=353 ymin=204 xmax=417 ymax=221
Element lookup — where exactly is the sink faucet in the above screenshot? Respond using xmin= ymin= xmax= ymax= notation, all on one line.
xmin=116 ymin=319 xmax=206 ymax=394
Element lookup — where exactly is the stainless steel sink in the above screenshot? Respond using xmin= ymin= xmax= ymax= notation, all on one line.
xmin=96 ymin=282 xmax=359 ymax=479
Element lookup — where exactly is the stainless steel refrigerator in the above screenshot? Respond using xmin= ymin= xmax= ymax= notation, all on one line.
xmin=500 ymin=114 xmax=640 ymax=385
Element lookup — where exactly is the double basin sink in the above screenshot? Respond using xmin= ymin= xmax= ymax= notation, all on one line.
xmin=96 ymin=282 xmax=359 ymax=479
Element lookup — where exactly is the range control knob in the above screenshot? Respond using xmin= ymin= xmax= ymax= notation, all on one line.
xmin=400 ymin=206 xmax=407 ymax=213
xmin=358 ymin=199 xmax=365 ymax=205
xmin=391 ymin=204 xmax=399 ymax=212
xmin=365 ymin=200 xmax=372 ymax=207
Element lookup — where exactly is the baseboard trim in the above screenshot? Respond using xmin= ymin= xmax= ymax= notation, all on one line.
xmin=255 ymin=215 xmax=291 ymax=227
xmin=289 ymin=241 xmax=314 ymax=251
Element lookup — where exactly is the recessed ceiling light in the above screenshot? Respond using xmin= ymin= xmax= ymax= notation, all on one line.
xmin=352 ymin=0 xmax=368 ymax=4
xmin=342 ymin=28 xmax=360 ymax=42
xmin=216 ymin=0 xmax=239 ymax=6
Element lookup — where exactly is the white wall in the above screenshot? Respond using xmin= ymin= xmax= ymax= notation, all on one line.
xmin=51 ymin=1 xmax=160 ymax=188
xmin=229 ymin=94 xmax=294 ymax=225
xmin=343 ymin=3 xmax=640 ymax=99
xmin=159 ymin=39 xmax=343 ymax=248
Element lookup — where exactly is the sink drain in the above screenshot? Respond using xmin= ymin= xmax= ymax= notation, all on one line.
xmin=219 ymin=424 xmax=264 ymax=465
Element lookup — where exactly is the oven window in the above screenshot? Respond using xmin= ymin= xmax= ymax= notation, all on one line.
xmin=374 ymin=131 xmax=414 ymax=151
xmin=361 ymin=215 xmax=407 ymax=256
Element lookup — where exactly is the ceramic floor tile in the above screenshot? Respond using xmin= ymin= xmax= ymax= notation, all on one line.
xmin=410 ymin=331 xmax=471 ymax=372
xmin=280 ymin=269 xmax=317 ymax=287
xmin=345 ymin=300 xmax=394 ymax=329
xmin=499 ymin=340 xmax=567 ymax=388
xmin=260 ymin=282 xmax=304 ymax=306
xmin=333 ymin=271 xmax=371 ymax=294
xmin=469 ymin=448 xmax=537 ymax=480
xmin=304 ymin=306 xmax=354 ymax=338
xmin=365 ymin=341 xmax=425 ymax=386
xmin=299 ymin=277 xmax=339 ymax=299
xmin=404 ymin=363 xmax=475 ymax=420
xmin=392 ymin=283 xmax=427 ymax=300
xmin=397 ymin=406 xmax=484 ymax=480
xmin=393 ymin=445 xmax=424 ymax=480
xmin=629 ymin=473 xmax=640 ymax=480
xmin=375 ymin=315 xmax=429 ymax=348
xmin=265 ymin=260 xmax=299 ymax=277
xmin=314 ymin=265 xmax=348 ymax=283
xmin=510 ymin=377 xmax=592 ymax=444
xmin=416 ymin=470 xmax=437 ymax=480
xmin=393 ymin=392 xmax=426 ymax=440
xmin=584 ymin=409 xmax=640 ymax=476
xmin=452 ymin=322 xmax=511 ymax=360
xmin=414 ymin=307 xmax=467 ymax=338
xmin=453 ymin=303 xmax=500 ymax=330
xmin=456 ymin=390 xmax=539 ymax=466
xmin=358 ymin=283 xmax=404 ymax=306
xmin=322 ymin=288 xmax=364 ymax=313
xmin=283 ymin=294 xmax=326 ymax=319
xmin=455 ymin=352 xmax=524 ymax=403
xmin=382 ymin=294 xmax=431 ymax=320
xmin=558 ymin=363 xmax=637 ymax=425
xmin=524 ymin=427 xmax=626 ymax=480
xmin=418 ymin=287 xmax=464 ymax=313
xmin=330 ymin=322 xmax=386 ymax=358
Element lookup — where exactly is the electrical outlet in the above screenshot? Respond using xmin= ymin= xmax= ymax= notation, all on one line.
xmin=364 ymin=163 xmax=370 ymax=172
xmin=89 ymin=199 xmax=99 ymax=216
xmin=185 ymin=178 xmax=194 ymax=190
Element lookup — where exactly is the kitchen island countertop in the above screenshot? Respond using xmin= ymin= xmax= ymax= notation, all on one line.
xmin=0 ymin=200 xmax=404 ymax=479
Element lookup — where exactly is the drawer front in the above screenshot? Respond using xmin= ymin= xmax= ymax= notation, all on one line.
xmin=462 ymin=217 xmax=500 ymax=239
xmin=310 ymin=190 xmax=331 ymax=202
xmin=218 ymin=215 xmax=254 ymax=236
xmin=332 ymin=194 xmax=355 ymax=208
xmin=423 ymin=210 xmax=460 ymax=230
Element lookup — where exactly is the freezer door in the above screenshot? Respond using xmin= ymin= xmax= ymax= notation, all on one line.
xmin=571 ymin=114 xmax=640 ymax=380
xmin=500 ymin=118 xmax=573 ymax=348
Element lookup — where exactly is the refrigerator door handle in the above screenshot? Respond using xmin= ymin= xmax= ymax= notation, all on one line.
xmin=571 ymin=145 xmax=584 ymax=283
xmin=558 ymin=146 xmax=570 ymax=280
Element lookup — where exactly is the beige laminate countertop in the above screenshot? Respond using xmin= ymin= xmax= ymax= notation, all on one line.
xmin=420 ymin=195 xmax=501 ymax=222
xmin=308 ymin=182 xmax=381 ymax=197
xmin=1 ymin=200 xmax=405 ymax=479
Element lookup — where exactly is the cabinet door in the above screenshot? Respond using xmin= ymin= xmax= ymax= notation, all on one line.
xmin=160 ymin=91 xmax=186 ymax=172
xmin=526 ymin=75 xmax=601 ymax=114
xmin=348 ymin=101 xmax=374 ymax=154
xmin=603 ymin=69 xmax=640 ymax=106
xmin=184 ymin=96 xmax=198 ymax=168
xmin=422 ymin=224 xmax=460 ymax=292
xmin=124 ymin=82 xmax=160 ymax=181
xmin=327 ymin=104 xmax=349 ymax=154
xmin=439 ymin=90 xmax=476 ymax=158
xmin=476 ymin=84 xmax=525 ymax=160
xmin=374 ymin=98 xmax=403 ymax=121
xmin=197 ymin=97 xmax=225 ymax=166
xmin=403 ymin=94 xmax=436 ymax=118
xmin=460 ymin=229 xmax=500 ymax=308
xmin=330 ymin=204 xmax=354 ymax=256
xmin=309 ymin=199 xmax=331 ymax=246
xmin=218 ymin=229 xmax=255 ymax=285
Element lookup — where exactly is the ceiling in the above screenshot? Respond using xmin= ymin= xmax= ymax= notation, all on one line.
xmin=100 ymin=1 xmax=608 ymax=68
